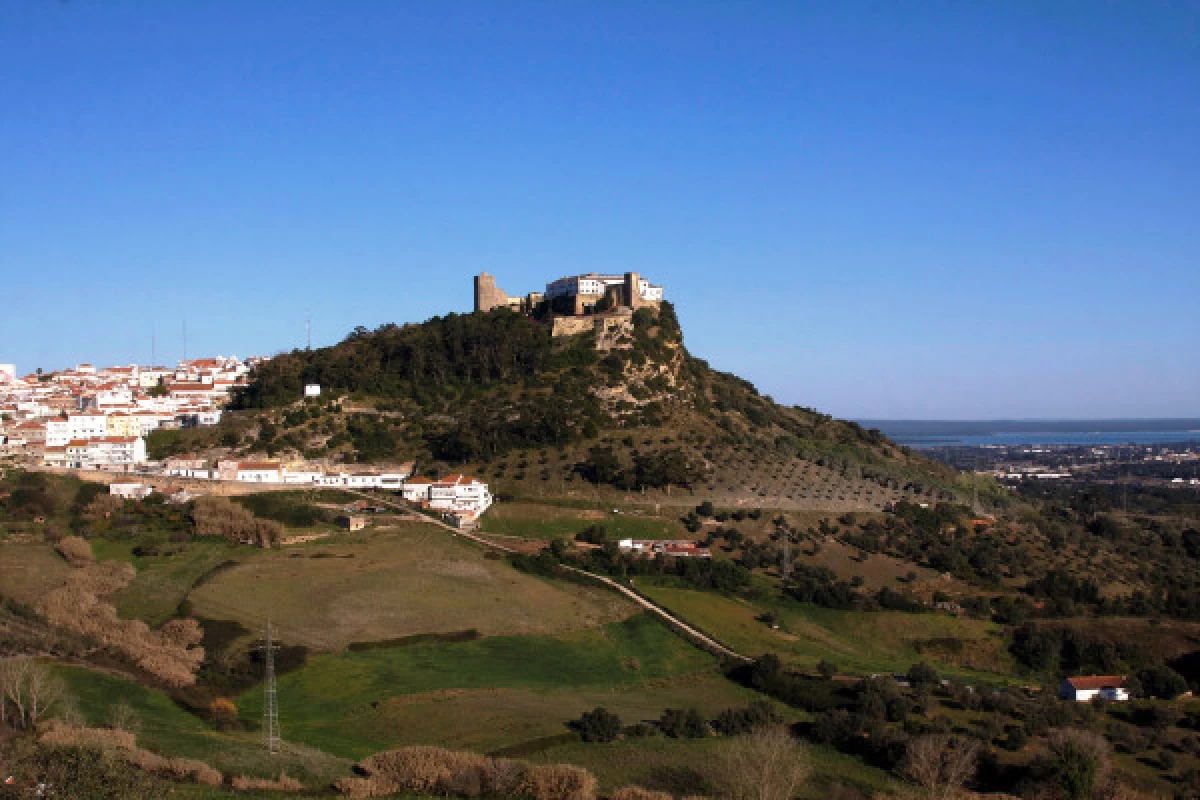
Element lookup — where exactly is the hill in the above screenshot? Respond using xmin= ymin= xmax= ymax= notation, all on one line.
xmin=169 ymin=302 xmax=975 ymax=512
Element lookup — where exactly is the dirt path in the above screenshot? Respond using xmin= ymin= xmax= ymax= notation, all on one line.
xmin=343 ymin=489 xmax=752 ymax=664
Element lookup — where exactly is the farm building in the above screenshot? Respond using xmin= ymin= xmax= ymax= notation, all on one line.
xmin=337 ymin=515 xmax=369 ymax=532
xmin=1060 ymin=676 xmax=1129 ymax=703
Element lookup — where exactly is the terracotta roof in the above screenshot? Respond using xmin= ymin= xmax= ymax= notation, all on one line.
xmin=1065 ymin=676 xmax=1125 ymax=690
xmin=238 ymin=461 xmax=281 ymax=471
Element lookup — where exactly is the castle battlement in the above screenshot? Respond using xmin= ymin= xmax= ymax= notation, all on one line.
xmin=473 ymin=271 xmax=663 ymax=319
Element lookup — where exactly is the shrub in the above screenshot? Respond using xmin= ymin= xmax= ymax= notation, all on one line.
xmin=1043 ymin=728 xmax=1111 ymax=800
xmin=191 ymin=495 xmax=282 ymax=547
xmin=518 ymin=763 xmax=596 ymax=800
xmin=611 ymin=787 xmax=673 ymax=800
xmin=337 ymin=746 xmax=596 ymax=800
xmin=573 ymin=706 xmax=622 ymax=743
xmin=660 ymin=707 xmax=708 ymax=739
xmin=712 ymin=700 xmax=782 ymax=736
xmin=54 ymin=535 xmax=94 ymax=567
xmin=231 ymin=772 xmax=304 ymax=791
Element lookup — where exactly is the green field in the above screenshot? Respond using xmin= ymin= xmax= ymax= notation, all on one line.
xmin=481 ymin=501 xmax=685 ymax=541
xmin=53 ymin=665 xmax=348 ymax=785
xmin=639 ymin=585 xmax=1016 ymax=680
xmin=106 ymin=540 xmax=244 ymax=625
xmin=236 ymin=614 xmax=748 ymax=758
xmin=186 ymin=524 xmax=635 ymax=651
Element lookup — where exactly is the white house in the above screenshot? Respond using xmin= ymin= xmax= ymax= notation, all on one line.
xmin=1060 ymin=676 xmax=1129 ymax=703
xmin=425 ymin=474 xmax=493 ymax=515
xmin=400 ymin=477 xmax=433 ymax=502
xmin=86 ymin=436 xmax=147 ymax=469
xmin=45 ymin=413 xmax=110 ymax=446
xmin=109 ymin=481 xmax=153 ymax=500
xmin=235 ymin=461 xmax=283 ymax=483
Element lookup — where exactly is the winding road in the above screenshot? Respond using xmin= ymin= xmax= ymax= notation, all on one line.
xmin=343 ymin=489 xmax=753 ymax=664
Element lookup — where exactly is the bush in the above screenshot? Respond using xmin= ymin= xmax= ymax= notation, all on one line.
xmin=54 ymin=535 xmax=94 ymax=567
xmin=1138 ymin=665 xmax=1189 ymax=700
xmin=2 ymin=743 xmax=163 ymax=800
xmin=611 ymin=788 xmax=672 ymax=800
xmin=573 ymin=706 xmax=622 ymax=743
xmin=659 ymin=707 xmax=708 ymax=739
xmin=335 ymin=746 xmax=596 ymax=800
xmin=191 ymin=496 xmax=282 ymax=547
xmin=712 ymin=700 xmax=782 ymax=736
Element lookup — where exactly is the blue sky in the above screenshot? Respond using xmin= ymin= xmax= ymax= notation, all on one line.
xmin=2 ymin=1 xmax=1197 ymax=419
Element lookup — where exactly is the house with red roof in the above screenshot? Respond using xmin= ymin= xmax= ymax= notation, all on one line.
xmin=1060 ymin=676 xmax=1129 ymax=703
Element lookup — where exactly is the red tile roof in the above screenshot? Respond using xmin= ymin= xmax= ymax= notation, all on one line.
xmin=1065 ymin=676 xmax=1125 ymax=690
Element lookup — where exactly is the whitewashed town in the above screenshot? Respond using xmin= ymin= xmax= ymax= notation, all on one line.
xmin=0 ymin=358 xmax=493 ymax=526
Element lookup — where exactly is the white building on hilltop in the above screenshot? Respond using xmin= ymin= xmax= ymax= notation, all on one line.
xmin=544 ymin=272 xmax=663 ymax=313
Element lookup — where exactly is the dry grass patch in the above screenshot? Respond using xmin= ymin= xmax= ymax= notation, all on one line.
xmin=0 ymin=542 xmax=74 ymax=604
xmin=188 ymin=526 xmax=634 ymax=651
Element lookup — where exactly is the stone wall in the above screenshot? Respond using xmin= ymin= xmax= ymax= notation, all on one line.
xmin=473 ymin=272 xmax=511 ymax=313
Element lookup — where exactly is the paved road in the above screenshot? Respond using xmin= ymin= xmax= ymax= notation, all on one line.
xmin=344 ymin=489 xmax=752 ymax=664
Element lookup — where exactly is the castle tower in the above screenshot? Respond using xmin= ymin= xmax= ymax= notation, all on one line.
xmin=623 ymin=272 xmax=642 ymax=308
xmin=474 ymin=272 xmax=510 ymax=313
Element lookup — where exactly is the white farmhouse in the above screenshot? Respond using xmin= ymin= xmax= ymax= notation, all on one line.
xmin=1060 ymin=676 xmax=1129 ymax=703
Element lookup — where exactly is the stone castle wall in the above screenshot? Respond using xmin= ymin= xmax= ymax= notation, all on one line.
xmin=473 ymin=273 xmax=511 ymax=313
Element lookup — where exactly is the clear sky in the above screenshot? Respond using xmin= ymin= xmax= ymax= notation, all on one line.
xmin=2 ymin=1 xmax=1197 ymax=419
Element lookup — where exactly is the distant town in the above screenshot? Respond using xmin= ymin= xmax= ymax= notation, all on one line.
xmin=0 ymin=356 xmax=493 ymax=526
xmin=925 ymin=442 xmax=1200 ymax=489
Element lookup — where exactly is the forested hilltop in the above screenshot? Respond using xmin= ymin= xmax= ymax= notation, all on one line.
xmin=214 ymin=303 xmax=969 ymax=509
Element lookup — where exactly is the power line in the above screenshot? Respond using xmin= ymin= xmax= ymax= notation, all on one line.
xmin=258 ymin=620 xmax=281 ymax=755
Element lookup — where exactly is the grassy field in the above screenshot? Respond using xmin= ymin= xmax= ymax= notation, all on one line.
xmin=0 ymin=541 xmax=72 ymax=603
xmin=481 ymin=501 xmax=686 ymax=541
xmin=529 ymin=735 xmax=899 ymax=798
xmin=236 ymin=614 xmax=745 ymax=758
xmin=105 ymin=540 xmax=245 ymax=626
xmin=186 ymin=523 xmax=635 ymax=651
xmin=52 ymin=664 xmax=348 ymax=785
xmin=639 ymin=585 xmax=1016 ymax=680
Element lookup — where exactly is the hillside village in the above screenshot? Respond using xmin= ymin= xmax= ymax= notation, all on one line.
xmin=0 ymin=352 xmax=499 ymax=524
xmin=0 ymin=357 xmax=252 ymax=465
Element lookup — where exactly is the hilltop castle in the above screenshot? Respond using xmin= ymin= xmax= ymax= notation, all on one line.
xmin=474 ymin=272 xmax=663 ymax=316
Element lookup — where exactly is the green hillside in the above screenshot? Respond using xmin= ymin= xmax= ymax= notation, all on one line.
xmin=161 ymin=303 xmax=974 ymax=512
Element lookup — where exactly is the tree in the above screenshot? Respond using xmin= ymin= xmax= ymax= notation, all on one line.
xmin=0 ymin=656 xmax=68 ymax=730
xmin=902 ymin=735 xmax=979 ymax=800
xmin=1044 ymin=728 xmax=1111 ymax=800
xmin=1137 ymin=665 xmax=1189 ymax=700
xmin=907 ymin=662 xmax=940 ymax=690
xmin=574 ymin=706 xmax=622 ymax=743
xmin=714 ymin=726 xmax=809 ymax=800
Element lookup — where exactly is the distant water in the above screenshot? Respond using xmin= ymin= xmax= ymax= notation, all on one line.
xmin=857 ymin=419 xmax=1200 ymax=449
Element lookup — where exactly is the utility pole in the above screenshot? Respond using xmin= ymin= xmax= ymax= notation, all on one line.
xmin=182 ymin=318 xmax=188 ymax=364
xmin=151 ymin=322 xmax=156 ymax=367
xmin=305 ymin=311 xmax=311 ymax=351
xmin=779 ymin=521 xmax=792 ymax=580
xmin=259 ymin=620 xmax=281 ymax=754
